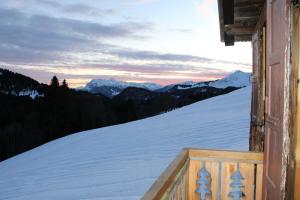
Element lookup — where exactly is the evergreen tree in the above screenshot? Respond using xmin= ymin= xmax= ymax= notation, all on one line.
xmin=50 ymin=76 xmax=59 ymax=87
xmin=62 ymin=79 xmax=69 ymax=89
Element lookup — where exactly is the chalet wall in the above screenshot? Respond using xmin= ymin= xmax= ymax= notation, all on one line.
xmin=249 ymin=6 xmax=266 ymax=153
xmin=287 ymin=5 xmax=300 ymax=200
xmin=250 ymin=27 xmax=266 ymax=152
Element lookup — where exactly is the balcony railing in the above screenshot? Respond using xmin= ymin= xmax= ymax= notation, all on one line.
xmin=141 ymin=148 xmax=263 ymax=200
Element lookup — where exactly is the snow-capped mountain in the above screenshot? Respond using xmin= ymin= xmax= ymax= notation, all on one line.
xmin=81 ymin=71 xmax=250 ymax=98
xmin=203 ymin=70 xmax=251 ymax=89
xmin=82 ymin=78 xmax=162 ymax=98
xmin=159 ymin=70 xmax=251 ymax=92
xmin=0 ymin=86 xmax=251 ymax=200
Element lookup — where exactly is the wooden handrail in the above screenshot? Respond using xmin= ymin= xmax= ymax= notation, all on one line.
xmin=188 ymin=148 xmax=264 ymax=162
xmin=141 ymin=148 xmax=264 ymax=200
xmin=141 ymin=149 xmax=189 ymax=200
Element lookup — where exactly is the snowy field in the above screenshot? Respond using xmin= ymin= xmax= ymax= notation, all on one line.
xmin=0 ymin=87 xmax=251 ymax=200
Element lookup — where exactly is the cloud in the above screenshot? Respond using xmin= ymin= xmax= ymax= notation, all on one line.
xmin=111 ymin=49 xmax=250 ymax=66
xmin=37 ymin=0 xmax=61 ymax=8
xmin=168 ymin=28 xmax=193 ymax=34
xmin=63 ymin=4 xmax=114 ymax=16
xmin=2 ymin=1 xmax=115 ymax=17
xmin=0 ymin=3 xmax=251 ymax=87
xmin=123 ymin=0 xmax=158 ymax=5
xmin=0 ymin=8 xmax=151 ymax=63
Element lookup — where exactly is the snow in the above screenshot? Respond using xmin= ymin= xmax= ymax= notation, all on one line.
xmin=177 ymin=70 xmax=251 ymax=90
xmin=0 ymin=87 xmax=251 ymax=200
xmin=18 ymin=90 xmax=43 ymax=99
xmin=84 ymin=78 xmax=162 ymax=92
xmin=110 ymin=89 xmax=120 ymax=96
xmin=0 ymin=89 xmax=43 ymax=99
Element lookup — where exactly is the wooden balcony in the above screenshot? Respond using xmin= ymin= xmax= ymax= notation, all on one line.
xmin=142 ymin=148 xmax=263 ymax=200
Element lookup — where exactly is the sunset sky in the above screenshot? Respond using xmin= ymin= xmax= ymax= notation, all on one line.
xmin=0 ymin=0 xmax=252 ymax=87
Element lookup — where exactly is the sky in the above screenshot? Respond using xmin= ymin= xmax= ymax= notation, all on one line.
xmin=0 ymin=0 xmax=252 ymax=87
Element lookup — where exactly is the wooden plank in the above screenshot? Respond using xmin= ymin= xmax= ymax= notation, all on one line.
xmin=204 ymin=161 xmax=219 ymax=200
xmin=182 ymin=172 xmax=187 ymax=200
xmin=220 ymin=162 xmax=235 ymax=199
xmin=188 ymin=160 xmax=219 ymax=200
xmin=141 ymin=149 xmax=188 ymax=200
xmin=234 ymin=0 xmax=262 ymax=7
xmin=224 ymin=25 xmax=256 ymax=35
xmin=188 ymin=149 xmax=264 ymax=162
xmin=187 ymin=159 xmax=200 ymax=200
xmin=290 ymin=5 xmax=300 ymax=200
xmin=263 ymin=0 xmax=287 ymax=199
xmin=239 ymin=163 xmax=255 ymax=200
xmin=235 ymin=9 xmax=259 ymax=18
xmin=185 ymin=163 xmax=189 ymax=200
xmin=256 ymin=164 xmax=263 ymax=200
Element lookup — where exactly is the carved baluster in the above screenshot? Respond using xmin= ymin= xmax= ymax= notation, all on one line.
xmin=196 ymin=162 xmax=211 ymax=200
xmin=228 ymin=163 xmax=245 ymax=200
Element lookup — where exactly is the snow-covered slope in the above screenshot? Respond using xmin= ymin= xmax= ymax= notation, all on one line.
xmin=82 ymin=78 xmax=162 ymax=98
xmin=0 ymin=87 xmax=251 ymax=200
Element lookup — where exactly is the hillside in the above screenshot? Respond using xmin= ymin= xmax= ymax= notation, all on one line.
xmin=0 ymin=68 xmax=43 ymax=99
xmin=0 ymin=86 xmax=251 ymax=200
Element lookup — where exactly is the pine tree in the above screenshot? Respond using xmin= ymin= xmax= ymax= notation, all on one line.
xmin=62 ymin=79 xmax=69 ymax=89
xmin=50 ymin=76 xmax=59 ymax=87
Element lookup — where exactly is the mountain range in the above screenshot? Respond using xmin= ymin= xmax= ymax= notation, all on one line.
xmin=81 ymin=70 xmax=251 ymax=98
xmin=82 ymin=78 xmax=162 ymax=98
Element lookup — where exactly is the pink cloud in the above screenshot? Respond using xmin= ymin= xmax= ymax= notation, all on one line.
xmin=191 ymin=0 xmax=216 ymax=19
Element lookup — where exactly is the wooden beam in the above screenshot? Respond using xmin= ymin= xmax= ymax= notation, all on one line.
xmin=187 ymin=148 xmax=264 ymax=162
xmin=235 ymin=16 xmax=259 ymax=21
xmin=234 ymin=35 xmax=252 ymax=42
xmin=255 ymin=2 xmax=266 ymax=30
xmin=223 ymin=0 xmax=234 ymax=24
xmin=235 ymin=0 xmax=263 ymax=8
xmin=235 ymin=3 xmax=262 ymax=9
xmin=217 ymin=0 xmax=225 ymax=42
xmin=224 ymin=32 xmax=235 ymax=46
xmin=235 ymin=8 xmax=260 ymax=18
xmin=224 ymin=24 xmax=256 ymax=35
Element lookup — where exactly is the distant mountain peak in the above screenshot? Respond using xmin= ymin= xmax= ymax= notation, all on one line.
xmin=158 ymin=70 xmax=251 ymax=92
xmin=81 ymin=78 xmax=162 ymax=98
xmin=212 ymin=70 xmax=251 ymax=88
